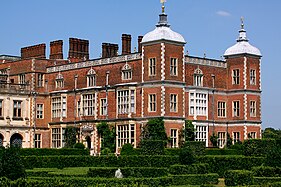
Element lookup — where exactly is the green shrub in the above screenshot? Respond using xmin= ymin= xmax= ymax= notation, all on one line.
xmin=252 ymin=166 xmax=281 ymax=177
xmin=120 ymin=143 xmax=135 ymax=155
xmin=183 ymin=141 xmax=205 ymax=156
xmin=198 ymin=155 xmax=265 ymax=177
xmin=205 ymin=148 xmax=242 ymax=155
xmin=224 ymin=170 xmax=253 ymax=186
xmin=243 ymin=139 xmax=276 ymax=156
xmin=169 ymin=163 xmax=209 ymax=175
xmin=18 ymin=148 xmax=89 ymax=156
xmin=265 ymin=145 xmax=281 ymax=167
xmin=73 ymin=143 xmax=85 ymax=149
xmin=140 ymin=140 xmax=165 ymax=155
xmin=0 ymin=177 xmax=11 ymax=186
xmin=253 ymin=177 xmax=281 ymax=185
xmin=170 ymin=173 xmax=219 ymax=185
xmin=164 ymin=148 xmax=181 ymax=155
xmin=179 ymin=147 xmax=196 ymax=165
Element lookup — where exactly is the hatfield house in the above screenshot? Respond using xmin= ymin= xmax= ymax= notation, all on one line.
xmin=0 ymin=4 xmax=262 ymax=155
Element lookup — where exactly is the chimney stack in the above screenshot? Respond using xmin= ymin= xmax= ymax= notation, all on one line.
xmin=138 ymin=36 xmax=143 ymax=53
xmin=21 ymin=43 xmax=46 ymax=59
xmin=68 ymin=38 xmax=89 ymax=62
xmin=50 ymin=40 xmax=63 ymax=59
xmin=102 ymin=43 xmax=119 ymax=58
xmin=122 ymin=34 xmax=132 ymax=55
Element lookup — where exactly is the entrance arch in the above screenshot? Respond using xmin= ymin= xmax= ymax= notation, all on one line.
xmin=10 ymin=133 xmax=23 ymax=148
xmin=86 ymin=136 xmax=91 ymax=149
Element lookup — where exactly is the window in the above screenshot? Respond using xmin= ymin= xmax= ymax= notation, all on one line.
xmin=55 ymin=73 xmax=64 ymax=88
xmin=77 ymin=100 xmax=81 ymax=117
xmin=195 ymin=125 xmax=208 ymax=146
xmin=117 ymin=90 xmax=135 ymax=114
xmin=250 ymin=69 xmax=256 ymax=85
xmin=87 ymin=68 xmax=96 ymax=87
xmin=0 ymin=100 xmax=3 ymax=117
xmin=117 ymin=124 xmax=135 ymax=148
xmin=232 ymin=69 xmax=240 ymax=85
xmin=194 ymin=68 xmax=203 ymax=87
xmin=34 ymin=134 xmax=41 ymax=148
xmin=233 ymin=101 xmax=240 ymax=117
xmin=170 ymin=58 xmax=178 ymax=76
xmin=189 ymin=92 xmax=207 ymax=116
xmin=233 ymin=132 xmax=240 ymax=144
xmin=122 ymin=63 xmax=132 ymax=80
xmin=218 ymin=132 xmax=226 ymax=148
xmin=52 ymin=128 xmax=61 ymax=148
xmin=218 ymin=101 xmax=226 ymax=118
xmin=248 ymin=132 xmax=256 ymax=139
xmin=83 ymin=94 xmax=96 ymax=116
xmin=19 ymin=74 xmax=25 ymax=84
xmin=149 ymin=58 xmax=156 ymax=76
xmin=170 ymin=94 xmax=177 ymax=112
xmin=170 ymin=129 xmax=178 ymax=148
xmin=250 ymin=101 xmax=256 ymax=117
xmin=36 ymin=104 xmax=43 ymax=119
xmin=13 ymin=101 xmax=22 ymax=118
xmin=38 ymin=74 xmax=44 ymax=87
xmin=148 ymin=94 xmax=156 ymax=112
xmin=51 ymin=96 xmax=67 ymax=118
xmin=100 ymin=98 xmax=107 ymax=116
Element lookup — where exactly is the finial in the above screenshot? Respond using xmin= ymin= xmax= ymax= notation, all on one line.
xmin=240 ymin=16 xmax=244 ymax=29
xmin=160 ymin=0 xmax=166 ymax=13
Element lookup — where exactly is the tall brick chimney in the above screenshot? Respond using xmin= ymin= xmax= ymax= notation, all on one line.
xmin=102 ymin=43 xmax=119 ymax=58
xmin=138 ymin=36 xmax=143 ymax=53
xmin=68 ymin=38 xmax=89 ymax=62
xmin=21 ymin=43 xmax=46 ymax=59
xmin=49 ymin=40 xmax=63 ymax=59
xmin=122 ymin=34 xmax=131 ymax=55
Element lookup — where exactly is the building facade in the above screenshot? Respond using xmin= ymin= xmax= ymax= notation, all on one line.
xmin=0 ymin=6 xmax=262 ymax=153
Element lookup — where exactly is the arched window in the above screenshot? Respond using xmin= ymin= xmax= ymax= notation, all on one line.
xmin=122 ymin=63 xmax=132 ymax=80
xmin=56 ymin=72 xmax=64 ymax=88
xmin=87 ymin=68 xmax=96 ymax=87
xmin=10 ymin=133 xmax=23 ymax=148
xmin=194 ymin=68 xmax=203 ymax=87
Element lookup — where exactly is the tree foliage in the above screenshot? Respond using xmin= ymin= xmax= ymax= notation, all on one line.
xmin=97 ymin=122 xmax=116 ymax=153
xmin=64 ymin=126 xmax=78 ymax=148
xmin=210 ymin=133 xmax=218 ymax=148
xmin=141 ymin=118 xmax=168 ymax=141
xmin=262 ymin=128 xmax=281 ymax=140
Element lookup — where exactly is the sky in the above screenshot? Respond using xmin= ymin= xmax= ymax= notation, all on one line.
xmin=0 ymin=0 xmax=280 ymax=129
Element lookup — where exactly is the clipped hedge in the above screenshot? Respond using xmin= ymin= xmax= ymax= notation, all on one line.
xmin=252 ymin=166 xmax=281 ymax=177
xmin=253 ymin=177 xmax=281 ymax=185
xmin=88 ymin=167 xmax=168 ymax=178
xmin=205 ymin=148 xmax=242 ymax=155
xmin=18 ymin=148 xmax=89 ymax=156
xmin=169 ymin=163 xmax=209 ymax=175
xmin=198 ymin=155 xmax=265 ymax=177
xmin=140 ymin=140 xmax=166 ymax=155
xmin=243 ymin=139 xmax=276 ymax=156
xmin=170 ymin=173 xmax=219 ymax=186
xmin=165 ymin=148 xmax=181 ymax=156
xmin=183 ymin=141 xmax=205 ymax=156
xmin=224 ymin=170 xmax=253 ymax=186
xmin=22 ymin=155 xmax=179 ymax=169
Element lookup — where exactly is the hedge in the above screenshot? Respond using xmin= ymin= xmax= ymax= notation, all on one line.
xmin=205 ymin=148 xmax=242 ymax=155
xmin=140 ymin=140 xmax=166 ymax=155
xmin=88 ymin=167 xmax=168 ymax=178
xmin=183 ymin=141 xmax=205 ymax=156
xmin=164 ymin=148 xmax=181 ymax=156
xmin=198 ymin=155 xmax=265 ymax=177
xmin=18 ymin=148 xmax=90 ymax=156
xmin=224 ymin=170 xmax=253 ymax=186
xmin=169 ymin=163 xmax=209 ymax=175
xmin=243 ymin=139 xmax=277 ymax=156
xmin=252 ymin=166 xmax=281 ymax=177
xmin=253 ymin=177 xmax=281 ymax=185
xmin=22 ymin=155 xmax=179 ymax=169
xmin=169 ymin=173 xmax=219 ymax=186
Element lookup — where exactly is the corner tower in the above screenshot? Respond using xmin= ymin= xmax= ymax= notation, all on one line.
xmin=141 ymin=1 xmax=186 ymax=147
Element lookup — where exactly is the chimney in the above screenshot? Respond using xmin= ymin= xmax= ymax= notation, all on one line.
xmin=21 ymin=43 xmax=46 ymax=59
xmin=49 ymin=40 xmax=63 ymax=59
xmin=138 ymin=36 xmax=143 ymax=53
xmin=68 ymin=38 xmax=89 ymax=62
xmin=122 ymin=34 xmax=132 ymax=55
xmin=102 ymin=43 xmax=119 ymax=58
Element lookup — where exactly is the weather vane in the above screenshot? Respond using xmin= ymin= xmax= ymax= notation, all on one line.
xmin=160 ymin=0 xmax=167 ymax=13
xmin=241 ymin=16 xmax=244 ymax=29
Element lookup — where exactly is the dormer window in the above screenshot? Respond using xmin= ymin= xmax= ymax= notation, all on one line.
xmin=194 ymin=68 xmax=203 ymax=87
xmin=87 ymin=68 xmax=96 ymax=87
xmin=122 ymin=63 xmax=132 ymax=80
xmin=55 ymin=72 xmax=64 ymax=88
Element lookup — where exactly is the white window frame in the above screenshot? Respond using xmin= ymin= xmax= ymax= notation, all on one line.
xmin=250 ymin=69 xmax=256 ymax=85
xmin=56 ymin=79 xmax=64 ymax=88
xmin=217 ymin=101 xmax=226 ymax=118
xmin=34 ymin=134 xmax=41 ymax=148
xmin=170 ymin=58 xmax=178 ymax=76
xmin=51 ymin=96 xmax=67 ymax=118
xmin=13 ymin=100 xmax=22 ymax=118
xmin=100 ymin=98 xmax=107 ymax=116
xmin=52 ymin=128 xmax=61 ymax=148
xmin=87 ymin=74 xmax=96 ymax=87
xmin=233 ymin=132 xmax=240 ymax=144
xmin=117 ymin=89 xmax=135 ymax=114
xmin=249 ymin=132 xmax=257 ymax=139
xmin=149 ymin=58 xmax=156 ymax=76
xmin=170 ymin=94 xmax=178 ymax=112
xmin=218 ymin=132 xmax=226 ymax=148
xmin=117 ymin=124 xmax=135 ymax=148
xmin=233 ymin=101 xmax=240 ymax=117
xmin=189 ymin=91 xmax=208 ymax=117
xmin=170 ymin=129 xmax=178 ymax=148
xmin=82 ymin=93 xmax=96 ymax=116
xmin=195 ymin=124 xmax=208 ymax=147
xmin=19 ymin=74 xmax=25 ymax=84
xmin=250 ymin=100 xmax=256 ymax=117
xmin=36 ymin=104 xmax=44 ymax=119
xmin=232 ymin=69 xmax=240 ymax=85
xmin=148 ymin=94 xmax=156 ymax=112
xmin=38 ymin=73 xmax=44 ymax=87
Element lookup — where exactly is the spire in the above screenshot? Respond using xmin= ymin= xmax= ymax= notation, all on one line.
xmin=157 ymin=0 xmax=170 ymax=27
xmin=237 ymin=16 xmax=248 ymax=42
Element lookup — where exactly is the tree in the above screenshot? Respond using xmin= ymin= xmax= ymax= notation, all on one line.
xmin=183 ymin=120 xmax=195 ymax=141
xmin=141 ymin=117 xmax=168 ymax=141
xmin=64 ymin=126 xmax=78 ymax=148
xmin=97 ymin=122 xmax=116 ymax=153
xmin=0 ymin=146 xmax=26 ymax=180
xmin=210 ymin=133 xmax=218 ymax=147
xmin=226 ymin=132 xmax=233 ymax=148
xmin=262 ymin=128 xmax=281 ymax=140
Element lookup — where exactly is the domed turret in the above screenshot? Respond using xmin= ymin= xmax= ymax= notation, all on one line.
xmin=224 ymin=18 xmax=261 ymax=57
xmin=141 ymin=2 xmax=185 ymax=44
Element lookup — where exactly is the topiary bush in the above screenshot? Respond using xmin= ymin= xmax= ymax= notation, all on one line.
xmin=224 ymin=170 xmax=253 ymax=186
xmin=120 ymin=143 xmax=135 ymax=155
xmin=73 ymin=143 xmax=85 ymax=149
xmin=169 ymin=163 xmax=209 ymax=175
xmin=140 ymin=140 xmax=165 ymax=155
xmin=179 ymin=147 xmax=196 ymax=165
xmin=183 ymin=141 xmax=205 ymax=156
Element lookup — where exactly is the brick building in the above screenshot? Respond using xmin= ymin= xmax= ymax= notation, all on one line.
xmin=0 ymin=5 xmax=261 ymax=153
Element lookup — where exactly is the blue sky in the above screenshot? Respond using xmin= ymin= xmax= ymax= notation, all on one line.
xmin=0 ymin=0 xmax=280 ymax=129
